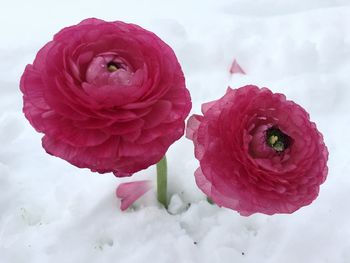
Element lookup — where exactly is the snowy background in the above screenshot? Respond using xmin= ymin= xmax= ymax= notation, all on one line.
xmin=1 ymin=0 xmax=350 ymax=262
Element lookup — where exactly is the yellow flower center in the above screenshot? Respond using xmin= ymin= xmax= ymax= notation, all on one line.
xmin=266 ymin=127 xmax=290 ymax=152
xmin=269 ymin=135 xmax=279 ymax=145
xmin=107 ymin=62 xmax=120 ymax=72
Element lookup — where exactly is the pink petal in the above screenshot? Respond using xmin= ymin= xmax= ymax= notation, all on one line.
xmin=229 ymin=59 xmax=246 ymax=75
xmin=185 ymin=115 xmax=203 ymax=140
xmin=201 ymin=100 xmax=217 ymax=115
xmin=194 ymin=167 xmax=212 ymax=197
xmin=142 ymin=100 xmax=172 ymax=129
xmin=116 ymin=180 xmax=152 ymax=211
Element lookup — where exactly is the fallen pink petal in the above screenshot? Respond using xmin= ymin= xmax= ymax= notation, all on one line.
xmin=116 ymin=180 xmax=153 ymax=211
xmin=229 ymin=59 xmax=246 ymax=75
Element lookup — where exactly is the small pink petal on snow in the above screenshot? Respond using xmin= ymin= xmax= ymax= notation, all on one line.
xmin=116 ymin=180 xmax=152 ymax=211
xmin=229 ymin=59 xmax=246 ymax=75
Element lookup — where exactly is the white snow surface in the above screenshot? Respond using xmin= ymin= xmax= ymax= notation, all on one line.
xmin=1 ymin=0 xmax=350 ymax=262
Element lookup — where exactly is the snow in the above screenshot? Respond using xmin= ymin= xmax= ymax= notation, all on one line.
xmin=1 ymin=0 xmax=350 ymax=262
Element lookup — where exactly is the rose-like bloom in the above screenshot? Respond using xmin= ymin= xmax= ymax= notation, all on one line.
xmin=187 ymin=85 xmax=328 ymax=216
xmin=20 ymin=18 xmax=191 ymax=176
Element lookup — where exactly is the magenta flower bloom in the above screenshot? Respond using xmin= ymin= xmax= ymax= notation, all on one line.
xmin=187 ymin=85 xmax=328 ymax=216
xmin=20 ymin=18 xmax=191 ymax=176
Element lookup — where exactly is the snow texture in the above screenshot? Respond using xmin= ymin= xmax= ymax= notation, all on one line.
xmin=1 ymin=0 xmax=350 ymax=262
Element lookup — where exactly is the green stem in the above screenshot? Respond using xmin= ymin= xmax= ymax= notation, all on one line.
xmin=157 ymin=156 xmax=168 ymax=209
xmin=207 ymin=197 xmax=214 ymax=205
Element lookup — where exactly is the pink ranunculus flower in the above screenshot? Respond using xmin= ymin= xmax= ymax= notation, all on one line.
xmin=20 ymin=18 xmax=191 ymax=176
xmin=187 ymin=85 xmax=328 ymax=216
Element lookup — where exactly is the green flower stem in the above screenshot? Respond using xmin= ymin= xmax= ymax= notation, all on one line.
xmin=207 ymin=197 xmax=214 ymax=205
xmin=156 ymin=156 xmax=168 ymax=209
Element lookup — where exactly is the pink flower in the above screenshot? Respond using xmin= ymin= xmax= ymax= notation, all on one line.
xmin=116 ymin=180 xmax=152 ymax=211
xmin=187 ymin=85 xmax=328 ymax=216
xmin=20 ymin=18 xmax=191 ymax=176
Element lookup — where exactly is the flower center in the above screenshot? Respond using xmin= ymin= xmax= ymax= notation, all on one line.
xmin=266 ymin=127 xmax=290 ymax=152
xmin=107 ymin=61 xmax=122 ymax=72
